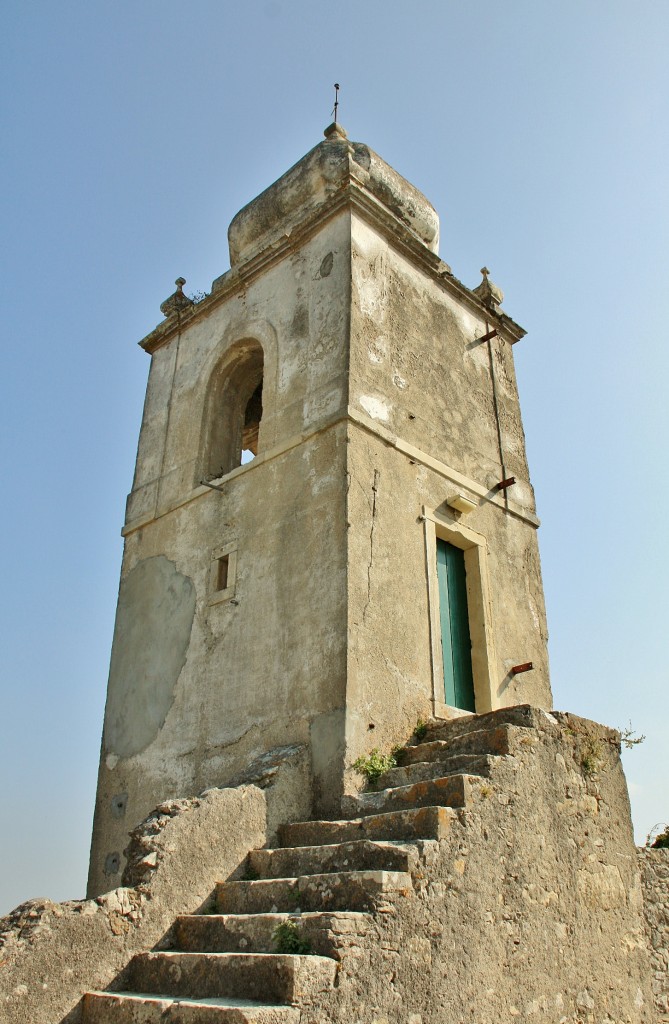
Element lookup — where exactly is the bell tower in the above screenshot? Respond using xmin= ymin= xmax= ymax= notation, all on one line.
xmin=88 ymin=123 xmax=551 ymax=896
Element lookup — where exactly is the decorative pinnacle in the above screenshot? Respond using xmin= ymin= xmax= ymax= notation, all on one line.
xmin=473 ymin=266 xmax=504 ymax=312
xmin=324 ymin=122 xmax=348 ymax=141
xmin=160 ymin=277 xmax=195 ymax=319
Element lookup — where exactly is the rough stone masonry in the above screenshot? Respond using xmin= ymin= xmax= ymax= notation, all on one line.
xmin=1 ymin=708 xmax=664 ymax=1023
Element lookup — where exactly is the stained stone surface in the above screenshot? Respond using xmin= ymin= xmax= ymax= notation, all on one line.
xmin=103 ymin=555 xmax=196 ymax=759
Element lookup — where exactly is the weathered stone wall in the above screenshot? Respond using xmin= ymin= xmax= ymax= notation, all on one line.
xmin=343 ymin=211 xmax=550 ymax=775
xmin=349 ymin=216 xmax=533 ymax=496
xmin=89 ymin=129 xmax=553 ymax=893
xmin=4 ymin=713 xmax=659 ymax=1024
xmin=89 ymin=211 xmax=352 ymax=894
xmin=343 ymin=425 xmax=550 ymax=784
xmin=639 ymin=846 xmax=669 ymax=1018
xmin=0 ymin=786 xmax=266 ymax=1024
xmin=305 ymin=712 xmax=655 ymax=1024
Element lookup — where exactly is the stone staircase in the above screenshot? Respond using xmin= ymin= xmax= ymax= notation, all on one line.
xmin=82 ymin=706 xmax=538 ymax=1023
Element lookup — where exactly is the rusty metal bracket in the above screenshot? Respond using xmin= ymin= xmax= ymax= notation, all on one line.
xmin=495 ymin=476 xmax=516 ymax=492
xmin=475 ymin=328 xmax=498 ymax=345
xmin=511 ymin=662 xmax=533 ymax=676
xmin=200 ymin=479 xmax=226 ymax=493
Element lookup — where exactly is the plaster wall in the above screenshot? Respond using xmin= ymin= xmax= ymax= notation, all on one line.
xmin=128 ymin=209 xmax=352 ymax=524
xmin=343 ymin=216 xmax=551 ymax=776
xmin=90 ymin=175 xmax=552 ymax=893
xmin=349 ymin=216 xmax=534 ymax=505
xmin=89 ymin=213 xmax=353 ymax=896
xmin=343 ymin=431 xmax=551 ymax=777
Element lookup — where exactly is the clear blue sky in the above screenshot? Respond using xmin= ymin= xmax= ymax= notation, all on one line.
xmin=1 ymin=1 xmax=667 ymax=917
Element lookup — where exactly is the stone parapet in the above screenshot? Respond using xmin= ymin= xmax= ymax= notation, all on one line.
xmin=639 ymin=846 xmax=669 ymax=1018
xmin=0 ymin=786 xmax=266 ymax=1024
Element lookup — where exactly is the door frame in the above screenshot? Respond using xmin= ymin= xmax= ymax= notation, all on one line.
xmin=423 ymin=505 xmax=498 ymax=718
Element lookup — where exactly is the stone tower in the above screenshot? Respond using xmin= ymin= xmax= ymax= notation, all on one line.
xmin=88 ymin=124 xmax=552 ymax=897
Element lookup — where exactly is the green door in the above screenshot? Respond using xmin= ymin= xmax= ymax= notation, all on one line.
xmin=436 ymin=539 xmax=475 ymax=711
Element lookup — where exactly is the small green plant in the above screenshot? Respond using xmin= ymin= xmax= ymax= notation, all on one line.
xmin=567 ymin=719 xmax=644 ymax=778
xmin=619 ymin=723 xmax=645 ymax=749
xmin=352 ymin=748 xmax=397 ymax=786
xmin=579 ymin=736 xmax=604 ymax=777
xmin=273 ymin=919 xmax=312 ymax=954
xmin=646 ymin=824 xmax=669 ymax=849
xmin=414 ymin=718 xmax=429 ymax=742
xmin=393 ymin=745 xmax=409 ymax=767
xmin=189 ymin=290 xmax=209 ymax=303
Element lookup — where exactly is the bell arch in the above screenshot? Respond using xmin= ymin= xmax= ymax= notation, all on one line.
xmin=199 ymin=338 xmax=265 ymax=481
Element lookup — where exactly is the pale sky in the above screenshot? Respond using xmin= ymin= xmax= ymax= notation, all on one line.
xmin=1 ymin=0 xmax=668 ymax=917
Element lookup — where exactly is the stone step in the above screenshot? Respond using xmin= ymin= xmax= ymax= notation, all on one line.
xmin=401 ymin=724 xmax=518 ymax=762
xmin=351 ymin=773 xmax=483 ymax=817
xmin=280 ymin=804 xmax=456 ymax=847
xmin=216 ymin=870 xmax=413 ymax=914
xmin=248 ymin=839 xmax=418 ymax=879
xmin=126 ymin=951 xmax=337 ymax=1004
xmin=423 ymin=704 xmax=544 ymax=744
xmin=83 ymin=990 xmax=300 ymax=1024
xmin=176 ymin=911 xmax=370 ymax=958
xmin=381 ymin=753 xmax=494 ymax=787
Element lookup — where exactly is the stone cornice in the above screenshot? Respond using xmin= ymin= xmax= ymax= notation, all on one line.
xmin=138 ymin=180 xmax=526 ymax=355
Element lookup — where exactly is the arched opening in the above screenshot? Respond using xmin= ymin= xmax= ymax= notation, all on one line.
xmin=201 ymin=340 xmax=264 ymax=481
xmin=241 ymin=380 xmax=263 ymax=463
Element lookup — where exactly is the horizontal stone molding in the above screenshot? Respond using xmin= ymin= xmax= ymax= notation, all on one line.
xmin=121 ymin=411 xmax=539 ymax=537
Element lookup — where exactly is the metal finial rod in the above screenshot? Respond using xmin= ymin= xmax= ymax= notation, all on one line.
xmin=333 ymin=82 xmax=340 ymax=122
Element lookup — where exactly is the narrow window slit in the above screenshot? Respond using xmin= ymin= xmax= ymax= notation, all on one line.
xmin=216 ymin=554 xmax=230 ymax=592
xmin=241 ymin=382 xmax=263 ymax=462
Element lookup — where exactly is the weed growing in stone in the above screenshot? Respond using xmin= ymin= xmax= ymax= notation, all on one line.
xmin=352 ymin=748 xmax=397 ymax=786
xmin=646 ymin=823 xmax=669 ymax=849
xmin=393 ymin=745 xmax=409 ymax=767
xmin=579 ymin=736 xmax=604 ymax=777
xmin=619 ymin=723 xmax=645 ymax=749
xmin=414 ymin=718 xmax=429 ymax=742
xmin=571 ymin=721 xmax=644 ymax=778
xmin=273 ymin=919 xmax=312 ymax=954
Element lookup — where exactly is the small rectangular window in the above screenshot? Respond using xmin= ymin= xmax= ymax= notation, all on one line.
xmin=216 ymin=554 xmax=229 ymax=592
xmin=208 ymin=543 xmax=237 ymax=606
